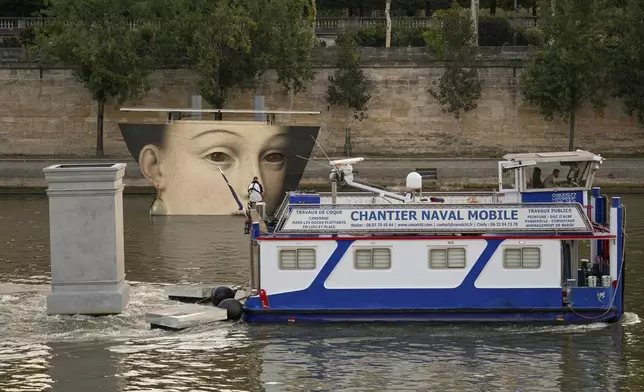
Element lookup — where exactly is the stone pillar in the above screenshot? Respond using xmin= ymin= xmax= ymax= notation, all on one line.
xmin=43 ymin=163 xmax=131 ymax=315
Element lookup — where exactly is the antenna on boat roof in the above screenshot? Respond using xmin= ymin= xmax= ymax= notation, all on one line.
xmin=295 ymin=155 xmax=332 ymax=169
xmin=311 ymin=135 xmax=332 ymax=164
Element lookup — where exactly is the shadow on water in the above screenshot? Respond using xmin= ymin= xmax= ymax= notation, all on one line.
xmin=0 ymin=194 xmax=644 ymax=391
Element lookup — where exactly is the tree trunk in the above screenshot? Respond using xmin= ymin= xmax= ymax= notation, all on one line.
xmin=425 ymin=0 xmax=431 ymax=17
xmin=96 ymin=97 xmax=105 ymax=157
xmin=385 ymin=0 xmax=392 ymax=48
xmin=456 ymin=116 xmax=462 ymax=157
xmin=344 ymin=104 xmax=351 ymax=157
xmin=490 ymin=0 xmax=496 ymax=15
xmin=471 ymin=0 xmax=479 ymax=46
xmin=568 ymin=111 xmax=575 ymax=151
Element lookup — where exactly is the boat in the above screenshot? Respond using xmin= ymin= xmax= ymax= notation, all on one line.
xmin=241 ymin=150 xmax=627 ymax=324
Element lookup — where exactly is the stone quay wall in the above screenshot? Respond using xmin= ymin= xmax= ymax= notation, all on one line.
xmin=2 ymin=156 xmax=644 ymax=192
xmin=0 ymin=46 xmax=643 ymax=158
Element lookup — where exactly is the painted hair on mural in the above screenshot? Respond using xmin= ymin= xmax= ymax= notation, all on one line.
xmin=118 ymin=121 xmax=320 ymax=216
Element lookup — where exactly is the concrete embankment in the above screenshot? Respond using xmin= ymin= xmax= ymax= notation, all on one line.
xmin=1 ymin=157 xmax=644 ymax=194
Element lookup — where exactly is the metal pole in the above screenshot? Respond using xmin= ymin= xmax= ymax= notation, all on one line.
xmin=331 ymin=178 xmax=337 ymax=205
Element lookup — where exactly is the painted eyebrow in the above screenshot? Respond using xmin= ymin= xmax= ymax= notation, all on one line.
xmin=190 ymin=129 xmax=243 ymax=140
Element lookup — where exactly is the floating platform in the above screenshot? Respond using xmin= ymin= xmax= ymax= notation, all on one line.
xmin=164 ymin=284 xmax=248 ymax=303
xmin=165 ymin=284 xmax=218 ymax=303
xmin=145 ymin=304 xmax=228 ymax=331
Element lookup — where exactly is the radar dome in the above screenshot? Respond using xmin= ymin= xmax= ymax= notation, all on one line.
xmin=406 ymin=172 xmax=423 ymax=190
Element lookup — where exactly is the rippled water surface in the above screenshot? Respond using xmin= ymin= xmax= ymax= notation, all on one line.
xmin=1 ymin=194 xmax=643 ymax=392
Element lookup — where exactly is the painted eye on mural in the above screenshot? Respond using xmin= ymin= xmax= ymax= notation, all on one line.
xmin=263 ymin=152 xmax=285 ymax=163
xmin=206 ymin=152 xmax=232 ymax=163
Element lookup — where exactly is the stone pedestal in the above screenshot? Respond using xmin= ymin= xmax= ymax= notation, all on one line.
xmin=43 ymin=163 xmax=130 ymax=315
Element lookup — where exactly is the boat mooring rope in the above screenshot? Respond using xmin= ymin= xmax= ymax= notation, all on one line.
xmin=566 ymin=204 xmax=627 ymax=321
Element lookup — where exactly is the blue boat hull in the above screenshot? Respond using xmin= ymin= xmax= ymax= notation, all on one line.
xmin=242 ymin=308 xmax=620 ymax=324
xmin=242 ymin=237 xmax=625 ymax=324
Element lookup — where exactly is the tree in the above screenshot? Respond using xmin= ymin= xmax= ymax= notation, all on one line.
xmin=325 ymin=34 xmax=371 ymax=156
xmin=179 ymin=0 xmax=316 ymax=114
xmin=611 ymin=0 xmax=644 ymax=124
xmin=520 ymin=0 xmax=611 ymax=151
xmin=30 ymin=0 xmax=166 ymax=156
xmin=423 ymin=4 xmax=482 ymax=119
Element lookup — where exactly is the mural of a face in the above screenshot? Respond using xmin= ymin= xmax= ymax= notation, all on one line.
xmin=119 ymin=121 xmax=320 ymax=216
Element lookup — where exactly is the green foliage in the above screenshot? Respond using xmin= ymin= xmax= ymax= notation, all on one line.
xmin=423 ymin=4 xmax=482 ymax=118
xmin=392 ymin=26 xmax=431 ymax=46
xmin=478 ymin=15 xmax=513 ymax=46
xmin=350 ymin=25 xmax=387 ymax=47
xmin=611 ymin=0 xmax=644 ymax=124
xmin=497 ymin=0 xmax=537 ymax=11
xmin=337 ymin=24 xmax=429 ymax=47
xmin=176 ymin=0 xmax=316 ymax=108
xmin=325 ymin=33 xmax=371 ymax=156
xmin=0 ymin=37 xmax=22 ymax=48
xmin=325 ymin=34 xmax=371 ymax=118
xmin=318 ymin=0 xmax=426 ymax=10
xmin=339 ymin=15 xmax=534 ymax=47
xmin=31 ymin=0 xmax=166 ymax=155
xmin=520 ymin=0 xmax=612 ymax=150
xmin=515 ymin=26 xmax=545 ymax=46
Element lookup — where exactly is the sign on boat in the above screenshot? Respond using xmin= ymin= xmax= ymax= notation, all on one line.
xmin=280 ymin=203 xmax=593 ymax=233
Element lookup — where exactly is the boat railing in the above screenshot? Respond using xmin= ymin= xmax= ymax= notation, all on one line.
xmin=273 ymin=193 xmax=290 ymax=221
xmin=316 ymin=190 xmax=501 ymax=204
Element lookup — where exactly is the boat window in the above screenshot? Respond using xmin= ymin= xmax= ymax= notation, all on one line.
xmin=501 ymin=168 xmax=516 ymax=190
xmin=279 ymin=248 xmax=316 ymax=270
xmin=503 ymin=247 xmax=541 ymax=269
xmin=526 ymin=161 xmax=591 ymax=189
xmin=354 ymin=248 xmax=391 ymax=270
xmin=429 ymin=248 xmax=466 ymax=269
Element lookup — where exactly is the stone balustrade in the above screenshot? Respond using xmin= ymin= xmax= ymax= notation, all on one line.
xmin=315 ymin=16 xmax=539 ymax=35
xmin=0 ymin=16 xmax=540 ymax=37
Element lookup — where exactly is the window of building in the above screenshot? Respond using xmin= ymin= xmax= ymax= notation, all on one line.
xmin=279 ymin=248 xmax=316 ymax=270
xmin=503 ymin=247 xmax=541 ymax=269
xmin=354 ymin=248 xmax=391 ymax=269
xmin=429 ymin=248 xmax=466 ymax=269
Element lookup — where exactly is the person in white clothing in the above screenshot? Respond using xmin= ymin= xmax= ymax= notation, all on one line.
xmin=248 ymin=176 xmax=264 ymax=207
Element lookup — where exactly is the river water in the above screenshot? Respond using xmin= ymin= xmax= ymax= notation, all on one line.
xmin=0 ymin=194 xmax=642 ymax=392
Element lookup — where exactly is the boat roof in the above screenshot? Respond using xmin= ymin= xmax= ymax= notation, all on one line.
xmin=502 ymin=150 xmax=603 ymax=163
